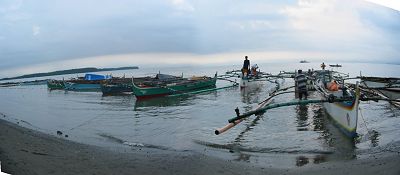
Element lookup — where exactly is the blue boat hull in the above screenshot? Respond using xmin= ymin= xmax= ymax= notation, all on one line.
xmin=64 ymin=82 xmax=101 ymax=92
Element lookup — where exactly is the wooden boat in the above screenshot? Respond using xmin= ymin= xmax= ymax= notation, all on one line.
xmin=240 ymin=76 xmax=261 ymax=89
xmin=240 ymin=64 xmax=263 ymax=89
xmin=64 ymin=74 xmax=111 ymax=91
xmin=132 ymin=74 xmax=217 ymax=99
xmin=360 ymin=76 xmax=400 ymax=100
xmin=101 ymin=77 xmax=152 ymax=95
xmin=47 ymin=79 xmax=65 ymax=90
xmin=101 ymin=82 xmax=132 ymax=95
xmin=329 ymin=64 xmax=342 ymax=67
xmin=314 ymin=70 xmax=360 ymax=138
xmin=300 ymin=60 xmax=309 ymax=63
xmin=64 ymin=79 xmax=104 ymax=91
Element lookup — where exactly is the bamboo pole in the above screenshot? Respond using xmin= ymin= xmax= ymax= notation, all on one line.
xmin=227 ymin=98 xmax=354 ymax=123
xmin=215 ymin=119 xmax=243 ymax=135
xmin=167 ymin=83 xmax=238 ymax=97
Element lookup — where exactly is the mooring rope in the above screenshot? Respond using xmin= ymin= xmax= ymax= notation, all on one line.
xmin=358 ymin=107 xmax=373 ymax=147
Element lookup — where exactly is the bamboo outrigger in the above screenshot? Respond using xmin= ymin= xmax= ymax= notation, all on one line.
xmin=215 ymin=68 xmax=400 ymax=139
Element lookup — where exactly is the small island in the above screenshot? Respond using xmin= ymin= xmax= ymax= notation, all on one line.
xmin=0 ymin=66 xmax=139 ymax=81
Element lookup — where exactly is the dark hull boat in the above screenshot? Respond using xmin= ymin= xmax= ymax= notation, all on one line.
xmin=132 ymin=74 xmax=217 ymax=99
xmin=101 ymin=77 xmax=152 ymax=95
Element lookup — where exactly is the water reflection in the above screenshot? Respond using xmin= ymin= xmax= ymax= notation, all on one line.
xmin=313 ymin=104 xmax=357 ymax=159
xmin=134 ymin=96 xmax=192 ymax=110
xmin=295 ymin=156 xmax=309 ymax=167
xmin=296 ymin=104 xmax=309 ymax=131
xmin=295 ymin=155 xmax=327 ymax=167
xmin=240 ymin=83 xmax=263 ymax=104
xmin=225 ymin=101 xmax=358 ymax=166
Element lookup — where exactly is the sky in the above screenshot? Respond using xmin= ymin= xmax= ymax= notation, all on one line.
xmin=0 ymin=0 xmax=399 ymax=77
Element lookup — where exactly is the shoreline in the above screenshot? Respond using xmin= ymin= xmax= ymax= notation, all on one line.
xmin=0 ymin=118 xmax=399 ymax=175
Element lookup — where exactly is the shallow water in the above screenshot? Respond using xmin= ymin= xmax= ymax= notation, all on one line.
xmin=0 ymin=62 xmax=399 ymax=168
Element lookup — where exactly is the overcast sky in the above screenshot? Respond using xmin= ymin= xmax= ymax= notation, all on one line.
xmin=0 ymin=0 xmax=399 ymax=77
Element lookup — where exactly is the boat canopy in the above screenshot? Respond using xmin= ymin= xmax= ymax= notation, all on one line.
xmin=84 ymin=74 xmax=111 ymax=80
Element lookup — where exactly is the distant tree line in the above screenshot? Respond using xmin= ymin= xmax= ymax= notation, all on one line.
xmin=0 ymin=66 xmax=139 ymax=81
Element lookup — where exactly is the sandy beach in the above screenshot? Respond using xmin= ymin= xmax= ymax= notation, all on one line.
xmin=0 ymin=118 xmax=399 ymax=175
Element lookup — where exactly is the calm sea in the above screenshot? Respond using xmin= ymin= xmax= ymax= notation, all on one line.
xmin=0 ymin=62 xmax=399 ymax=168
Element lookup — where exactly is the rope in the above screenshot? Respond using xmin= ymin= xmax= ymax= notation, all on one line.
xmin=358 ymin=107 xmax=373 ymax=147
xmin=69 ymin=109 xmax=110 ymax=131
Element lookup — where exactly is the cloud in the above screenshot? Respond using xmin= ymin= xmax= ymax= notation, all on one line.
xmin=170 ymin=0 xmax=194 ymax=12
xmin=365 ymin=0 xmax=400 ymax=11
xmin=0 ymin=0 xmax=399 ymax=72
xmin=32 ymin=25 xmax=40 ymax=36
xmin=0 ymin=0 xmax=22 ymax=13
xmin=281 ymin=0 xmax=370 ymax=37
xmin=278 ymin=0 xmax=400 ymax=61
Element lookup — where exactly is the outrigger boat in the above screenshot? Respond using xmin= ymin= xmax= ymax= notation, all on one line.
xmin=132 ymin=73 xmax=217 ymax=99
xmin=222 ymin=65 xmax=273 ymax=89
xmin=313 ymin=70 xmax=360 ymax=137
xmin=101 ymin=78 xmax=134 ymax=95
xmin=360 ymin=76 xmax=400 ymax=100
xmin=359 ymin=76 xmax=400 ymax=107
xmin=240 ymin=64 xmax=267 ymax=89
xmin=101 ymin=76 xmax=153 ymax=95
xmin=47 ymin=79 xmax=65 ymax=90
xmin=64 ymin=74 xmax=111 ymax=92
xmin=329 ymin=64 xmax=342 ymax=67
xmin=215 ymin=69 xmax=387 ymax=139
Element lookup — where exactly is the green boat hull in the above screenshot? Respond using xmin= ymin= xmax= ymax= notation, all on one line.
xmin=132 ymin=76 xmax=217 ymax=99
xmin=47 ymin=80 xmax=65 ymax=90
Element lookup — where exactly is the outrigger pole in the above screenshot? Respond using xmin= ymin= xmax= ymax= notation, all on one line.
xmin=215 ymin=96 xmax=400 ymax=135
xmin=215 ymin=97 xmax=354 ymax=135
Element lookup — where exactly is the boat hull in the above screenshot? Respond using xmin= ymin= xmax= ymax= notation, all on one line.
xmin=47 ymin=80 xmax=65 ymax=90
xmin=101 ymin=84 xmax=133 ymax=95
xmin=322 ymin=94 xmax=359 ymax=138
xmin=314 ymin=70 xmax=360 ymax=138
xmin=64 ymin=82 xmax=102 ymax=92
xmin=132 ymin=76 xmax=217 ymax=99
xmin=240 ymin=77 xmax=261 ymax=89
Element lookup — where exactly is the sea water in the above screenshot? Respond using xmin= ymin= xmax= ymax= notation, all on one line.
xmin=0 ymin=62 xmax=399 ymax=168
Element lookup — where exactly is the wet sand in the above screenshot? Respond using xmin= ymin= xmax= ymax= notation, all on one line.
xmin=0 ymin=118 xmax=399 ymax=175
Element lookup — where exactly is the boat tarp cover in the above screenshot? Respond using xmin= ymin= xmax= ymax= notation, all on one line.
xmin=84 ymin=74 xmax=111 ymax=80
xmin=155 ymin=74 xmax=179 ymax=80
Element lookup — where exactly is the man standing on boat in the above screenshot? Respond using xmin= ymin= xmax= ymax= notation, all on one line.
xmin=242 ymin=56 xmax=250 ymax=77
xmin=321 ymin=62 xmax=326 ymax=70
xmin=296 ymin=69 xmax=308 ymax=100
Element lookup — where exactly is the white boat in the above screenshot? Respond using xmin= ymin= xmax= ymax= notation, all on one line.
xmin=314 ymin=70 xmax=360 ymax=138
xmin=240 ymin=64 xmax=263 ymax=89
xmin=239 ymin=76 xmax=261 ymax=89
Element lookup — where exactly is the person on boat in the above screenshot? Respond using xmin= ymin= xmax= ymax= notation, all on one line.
xmin=321 ymin=62 xmax=326 ymax=70
xmin=251 ymin=64 xmax=258 ymax=77
xmin=296 ymin=69 xmax=308 ymax=100
xmin=242 ymin=56 xmax=250 ymax=77
xmin=327 ymin=80 xmax=339 ymax=91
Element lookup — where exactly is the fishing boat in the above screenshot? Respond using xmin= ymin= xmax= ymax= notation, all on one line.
xmin=101 ymin=77 xmax=153 ymax=95
xmin=47 ymin=79 xmax=65 ymax=90
xmin=132 ymin=73 xmax=217 ymax=99
xmin=64 ymin=74 xmax=111 ymax=91
xmin=360 ymin=76 xmax=400 ymax=101
xmin=101 ymin=79 xmax=133 ymax=95
xmin=240 ymin=64 xmax=264 ymax=89
xmin=300 ymin=60 xmax=309 ymax=63
xmin=313 ymin=70 xmax=360 ymax=138
xmin=329 ymin=64 xmax=342 ymax=67
xmin=216 ymin=69 xmax=362 ymax=139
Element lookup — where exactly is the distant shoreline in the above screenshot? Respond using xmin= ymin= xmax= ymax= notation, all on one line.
xmin=0 ymin=66 xmax=139 ymax=81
